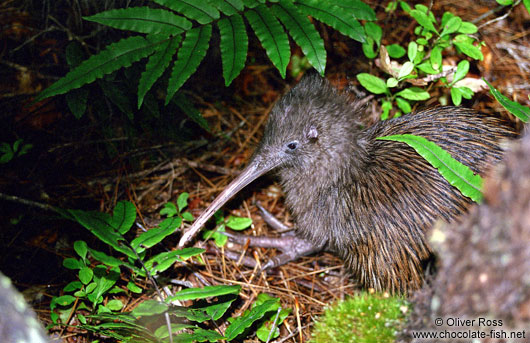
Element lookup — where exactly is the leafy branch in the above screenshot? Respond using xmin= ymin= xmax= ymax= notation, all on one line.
xmin=35 ymin=0 xmax=376 ymax=112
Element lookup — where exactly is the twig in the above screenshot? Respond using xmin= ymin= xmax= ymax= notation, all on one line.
xmin=272 ymin=324 xmax=310 ymax=343
xmin=477 ymin=0 xmax=522 ymax=30
xmin=0 ymin=192 xmax=57 ymax=212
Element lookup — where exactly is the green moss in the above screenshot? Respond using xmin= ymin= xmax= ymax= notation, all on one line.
xmin=311 ymin=292 xmax=410 ymax=343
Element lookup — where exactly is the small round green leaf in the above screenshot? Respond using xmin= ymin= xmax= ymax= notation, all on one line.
xmin=395 ymin=97 xmax=412 ymax=113
xmin=458 ymin=22 xmax=478 ymax=34
xmin=398 ymin=61 xmax=414 ymax=79
xmin=409 ymin=9 xmax=438 ymax=34
xmin=107 ymin=299 xmax=124 ymax=311
xmin=386 ymin=44 xmax=406 ymax=58
xmin=356 ymin=73 xmax=388 ymax=94
xmin=74 ymin=240 xmax=88 ymax=260
xmin=408 ymin=41 xmax=418 ymax=62
xmin=440 ymin=16 xmax=462 ymax=37
xmin=453 ymin=60 xmax=469 ymax=83
xmin=430 ymin=46 xmax=443 ymax=71
xmin=226 ymin=216 xmax=253 ymax=230
xmin=127 ymin=281 xmax=143 ymax=294
xmin=381 ymin=100 xmax=392 ymax=120
xmin=177 ymin=192 xmax=189 ymax=212
xmin=63 ymin=281 xmax=83 ymax=292
xmin=386 ymin=77 xmax=399 ymax=88
xmin=63 ymin=258 xmax=82 ymax=270
xmin=451 ymin=87 xmax=463 ymax=105
xmin=54 ymin=295 xmax=77 ymax=307
xmin=79 ymin=267 xmax=94 ymax=285
xmin=396 ymin=87 xmax=430 ymax=100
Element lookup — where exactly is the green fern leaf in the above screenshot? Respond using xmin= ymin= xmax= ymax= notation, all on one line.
xmin=166 ymin=25 xmax=212 ymax=104
xmin=218 ymin=14 xmax=248 ymax=85
xmin=245 ymin=5 xmax=290 ymax=78
xmin=138 ymin=36 xmax=181 ymax=109
xmin=208 ymin=0 xmax=244 ymax=16
xmin=35 ymin=36 xmax=158 ymax=102
xmin=337 ymin=0 xmax=376 ymax=20
xmin=295 ymin=0 xmax=366 ymax=43
xmin=377 ymin=134 xmax=483 ymax=203
xmin=100 ymin=80 xmax=134 ymax=120
xmin=242 ymin=0 xmax=261 ymax=8
xmin=173 ymin=93 xmax=210 ymax=131
xmin=84 ymin=7 xmax=191 ymax=35
xmin=272 ymin=0 xmax=326 ymax=75
xmin=153 ymin=0 xmax=219 ymax=24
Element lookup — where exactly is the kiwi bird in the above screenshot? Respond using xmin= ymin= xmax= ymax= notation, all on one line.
xmin=179 ymin=72 xmax=519 ymax=293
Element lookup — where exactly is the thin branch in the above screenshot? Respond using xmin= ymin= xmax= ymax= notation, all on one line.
xmin=0 ymin=192 xmax=57 ymax=212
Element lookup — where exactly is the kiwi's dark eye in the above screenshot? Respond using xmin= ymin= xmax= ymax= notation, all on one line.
xmin=287 ymin=142 xmax=298 ymax=150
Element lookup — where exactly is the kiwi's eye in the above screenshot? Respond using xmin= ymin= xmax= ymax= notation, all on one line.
xmin=287 ymin=141 xmax=298 ymax=150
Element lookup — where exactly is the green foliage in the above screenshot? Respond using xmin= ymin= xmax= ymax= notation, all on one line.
xmin=311 ymin=292 xmax=410 ymax=343
xmin=484 ymin=79 xmax=530 ymax=122
xmin=358 ymin=1 xmax=484 ymax=119
xmin=52 ymin=195 xmax=288 ymax=342
xmin=0 ymin=139 xmax=33 ymax=164
xmin=131 ymin=286 xmax=286 ymax=342
xmin=203 ymin=210 xmax=253 ymax=247
xmin=253 ymin=294 xmax=291 ymax=341
xmin=377 ymin=134 xmax=483 ymax=202
xmin=51 ymin=196 xmax=201 ymax=334
xmin=36 ymin=0 xmax=376 ymax=110
xmin=218 ymin=14 xmax=248 ymax=86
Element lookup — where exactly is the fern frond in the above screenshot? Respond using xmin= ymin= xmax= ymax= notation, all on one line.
xmin=173 ymin=93 xmax=210 ymax=131
xmin=218 ymin=14 xmax=248 ymax=86
xmin=138 ymin=36 xmax=181 ymax=109
xmin=166 ymin=25 xmax=213 ymax=104
xmin=245 ymin=5 xmax=290 ymax=78
xmin=272 ymin=0 xmax=326 ymax=75
xmin=153 ymin=0 xmax=220 ymax=24
xmin=100 ymin=80 xmax=134 ymax=120
xmin=84 ymin=7 xmax=191 ymax=35
xmin=295 ymin=0 xmax=366 ymax=43
xmin=208 ymin=0 xmax=245 ymax=16
xmin=241 ymin=0 xmax=261 ymax=9
xmin=337 ymin=0 xmax=376 ymax=20
xmin=377 ymin=134 xmax=483 ymax=202
xmin=35 ymin=36 xmax=158 ymax=102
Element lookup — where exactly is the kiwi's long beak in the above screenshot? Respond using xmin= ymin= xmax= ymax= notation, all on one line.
xmin=178 ymin=156 xmax=278 ymax=248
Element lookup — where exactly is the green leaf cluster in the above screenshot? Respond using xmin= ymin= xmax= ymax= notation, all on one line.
xmin=0 ymin=139 xmax=33 ymax=164
xmin=128 ymin=287 xmax=287 ymax=342
xmin=52 ymin=195 xmax=290 ymax=342
xmin=203 ymin=210 xmax=253 ymax=247
xmin=36 ymin=0 xmax=377 ymax=111
xmin=311 ymin=292 xmax=409 ymax=343
xmin=51 ymin=196 xmax=202 ymax=333
xmin=358 ymin=2 xmax=484 ymax=119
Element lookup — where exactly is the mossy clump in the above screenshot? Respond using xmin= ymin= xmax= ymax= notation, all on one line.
xmin=311 ymin=292 xmax=410 ymax=343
